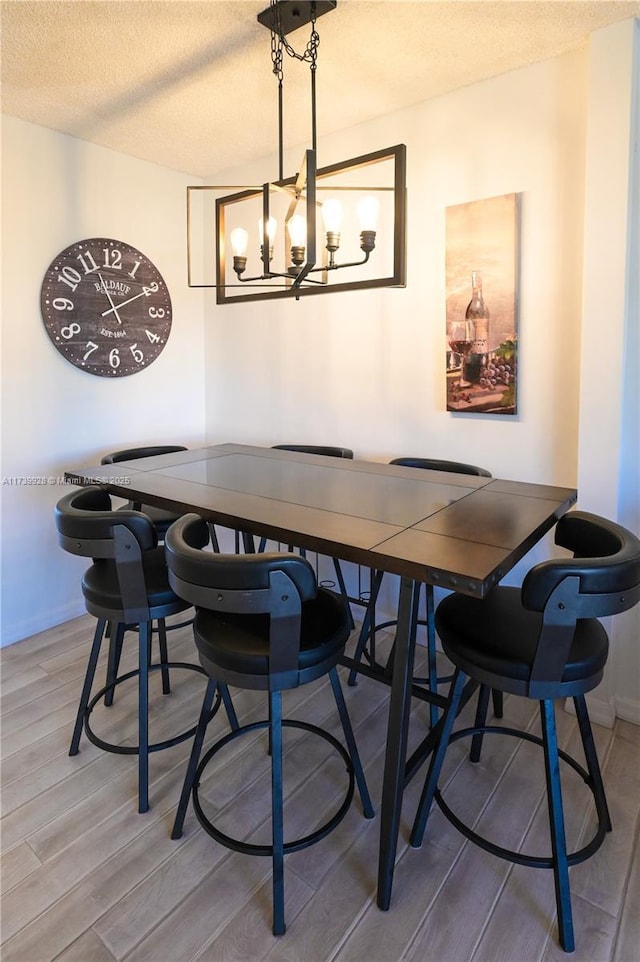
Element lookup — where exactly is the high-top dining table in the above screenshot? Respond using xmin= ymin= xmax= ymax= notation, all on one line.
xmin=65 ymin=443 xmax=577 ymax=910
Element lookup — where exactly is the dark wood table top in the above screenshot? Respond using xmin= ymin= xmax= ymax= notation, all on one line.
xmin=66 ymin=443 xmax=577 ymax=597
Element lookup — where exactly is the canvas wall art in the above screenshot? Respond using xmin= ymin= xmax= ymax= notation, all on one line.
xmin=445 ymin=193 xmax=519 ymax=415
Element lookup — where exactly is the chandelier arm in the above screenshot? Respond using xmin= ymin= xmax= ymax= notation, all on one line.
xmin=236 ymin=270 xmax=326 ymax=287
xmin=306 ymin=252 xmax=372 ymax=274
xmin=222 ymin=281 xmax=325 ymax=289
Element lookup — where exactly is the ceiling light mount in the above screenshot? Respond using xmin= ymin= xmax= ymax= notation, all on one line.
xmin=257 ymin=1 xmax=337 ymax=38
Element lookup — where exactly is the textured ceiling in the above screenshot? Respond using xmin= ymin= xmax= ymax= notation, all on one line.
xmin=2 ymin=0 xmax=639 ymax=178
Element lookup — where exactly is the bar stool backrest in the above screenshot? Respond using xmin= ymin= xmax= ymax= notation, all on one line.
xmin=165 ymin=514 xmax=319 ymax=686
xmin=390 ymin=457 xmax=491 ymax=477
xmin=100 ymin=445 xmax=187 ymax=464
xmin=272 ymin=444 xmax=353 ymax=459
xmin=522 ymin=511 xmax=640 ymax=697
xmin=55 ymin=486 xmax=157 ymax=622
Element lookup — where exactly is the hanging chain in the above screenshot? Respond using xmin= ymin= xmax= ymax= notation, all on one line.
xmin=269 ymin=0 xmax=319 ymax=71
xmin=270 ymin=7 xmax=284 ymax=85
xmin=269 ymin=1 xmax=320 ymax=176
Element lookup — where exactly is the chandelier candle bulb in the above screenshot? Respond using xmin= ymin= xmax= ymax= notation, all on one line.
xmin=287 ymin=214 xmax=307 ymax=247
xmin=259 ymin=216 xmax=277 ymax=246
xmin=322 ymin=198 xmax=342 ymax=263
xmin=358 ymin=196 xmax=379 ymax=231
xmin=322 ymin=198 xmax=342 ymax=231
xmin=358 ymin=195 xmax=379 ymax=253
xmin=258 ymin=216 xmax=277 ymax=263
xmin=287 ymin=214 xmax=307 ymax=266
xmin=230 ymin=227 xmax=249 ymax=257
xmin=230 ymin=227 xmax=249 ymax=274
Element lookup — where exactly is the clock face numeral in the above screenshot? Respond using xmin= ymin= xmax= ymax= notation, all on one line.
xmin=40 ymin=238 xmax=172 ymax=378
xmin=58 ymin=266 xmax=82 ymax=291
xmin=77 ymin=250 xmax=99 ymax=274
xmin=61 ymin=323 xmax=81 ymax=339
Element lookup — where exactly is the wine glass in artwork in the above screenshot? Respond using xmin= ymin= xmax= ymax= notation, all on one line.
xmin=447 ymin=319 xmax=475 ymax=387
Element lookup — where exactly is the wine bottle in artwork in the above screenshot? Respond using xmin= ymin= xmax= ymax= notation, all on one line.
xmin=464 ymin=271 xmax=490 ymax=384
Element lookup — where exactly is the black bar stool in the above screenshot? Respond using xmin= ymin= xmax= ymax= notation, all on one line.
xmin=165 ymin=513 xmax=374 ymax=936
xmin=410 ymin=510 xmax=640 ymax=952
xmin=54 ymin=486 xmax=235 ymax=813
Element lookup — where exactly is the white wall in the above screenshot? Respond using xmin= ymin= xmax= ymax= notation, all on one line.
xmin=0 ymin=117 xmax=206 ymax=644
xmin=577 ymin=19 xmax=640 ymax=724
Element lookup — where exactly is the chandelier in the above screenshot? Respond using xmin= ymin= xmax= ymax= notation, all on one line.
xmin=187 ymin=0 xmax=407 ymax=304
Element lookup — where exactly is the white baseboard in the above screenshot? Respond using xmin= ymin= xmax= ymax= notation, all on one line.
xmin=614 ymin=694 xmax=640 ymax=726
xmin=0 ymin=599 xmax=85 ymax=648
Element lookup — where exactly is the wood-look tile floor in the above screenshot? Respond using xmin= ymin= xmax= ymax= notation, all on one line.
xmin=1 ymin=613 xmax=639 ymax=962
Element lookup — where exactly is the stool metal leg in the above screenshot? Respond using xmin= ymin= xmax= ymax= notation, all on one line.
xmin=138 ymin=621 xmax=151 ymax=813
xmin=425 ymin=583 xmax=440 ymax=728
xmin=347 ymin=569 xmax=384 ymax=686
xmin=410 ymin=668 xmax=466 ymax=848
xmin=207 ymin=523 xmax=220 ymax=553
xmin=157 ymin=618 xmax=171 ymax=695
xmin=70 ymin=617 xmax=107 ymax=755
xmin=270 ymin=690 xmax=286 ymax=936
xmin=220 ymin=684 xmax=240 ymax=733
xmin=540 ymin=698 xmax=574 ymax=953
xmin=573 ymin=695 xmax=612 ymax=833
xmin=104 ymin=622 xmax=125 ymax=707
xmin=329 ymin=668 xmax=374 ymax=818
xmin=172 ymin=677 xmax=219 ymax=839
xmin=470 ymin=684 xmax=491 ymax=763
xmin=332 ymin=558 xmax=355 ymax=629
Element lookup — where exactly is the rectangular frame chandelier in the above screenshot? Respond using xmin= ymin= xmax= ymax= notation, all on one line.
xmin=187 ymin=143 xmax=406 ymax=304
xmin=186 ymin=1 xmax=407 ymax=305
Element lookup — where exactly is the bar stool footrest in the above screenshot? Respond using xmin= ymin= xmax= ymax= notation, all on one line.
xmin=434 ymin=725 xmax=609 ymax=868
xmin=83 ymin=661 xmax=209 ymax=755
xmin=192 ymin=719 xmax=356 ymax=856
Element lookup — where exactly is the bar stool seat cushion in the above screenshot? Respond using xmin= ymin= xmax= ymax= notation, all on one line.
xmin=82 ymin=547 xmax=180 ymax=612
xmin=194 ymin=589 xmax=350 ymax=677
xmin=436 ymin=586 xmax=609 ymax=685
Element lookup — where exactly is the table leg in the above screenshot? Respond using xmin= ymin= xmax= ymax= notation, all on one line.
xmin=377 ymin=575 xmax=420 ymax=910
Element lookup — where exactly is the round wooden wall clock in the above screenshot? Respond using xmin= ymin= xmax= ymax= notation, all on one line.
xmin=40 ymin=238 xmax=172 ymax=377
